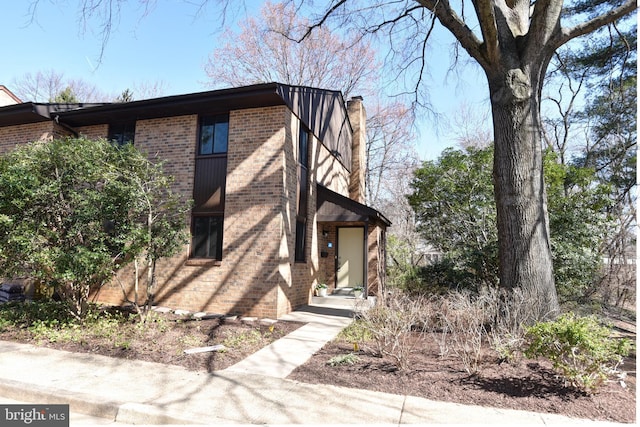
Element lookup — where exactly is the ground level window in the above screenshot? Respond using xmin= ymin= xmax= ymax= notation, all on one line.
xmin=191 ymin=216 xmax=223 ymax=260
xmin=295 ymin=219 xmax=306 ymax=262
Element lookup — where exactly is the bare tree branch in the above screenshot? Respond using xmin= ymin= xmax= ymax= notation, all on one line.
xmin=553 ymin=0 xmax=638 ymax=50
xmin=415 ymin=0 xmax=489 ymax=70
xmin=470 ymin=0 xmax=499 ymax=63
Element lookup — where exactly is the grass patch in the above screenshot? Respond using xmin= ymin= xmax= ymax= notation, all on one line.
xmin=337 ymin=319 xmax=372 ymax=343
xmin=222 ymin=328 xmax=263 ymax=349
xmin=327 ymin=353 xmax=360 ymax=366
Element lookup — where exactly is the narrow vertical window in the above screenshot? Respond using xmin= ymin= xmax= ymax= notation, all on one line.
xmin=295 ymin=125 xmax=309 ymax=262
xmin=191 ymin=114 xmax=229 ymax=261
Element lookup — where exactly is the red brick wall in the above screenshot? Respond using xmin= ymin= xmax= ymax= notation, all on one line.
xmin=77 ymin=124 xmax=108 ymax=141
xmin=0 ymin=122 xmax=71 ymax=155
xmin=94 ymin=107 xmax=306 ymax=318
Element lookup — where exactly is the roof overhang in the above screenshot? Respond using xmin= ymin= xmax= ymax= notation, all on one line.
xmin=316 ymin=185 xmax=391 ymax=227
xmin=0 ymin=103 xmax=103 ymax=127
xmin=0 ymin=83 xmax=355 ymax=173
xmin=52 ymin=83 xmax=289 ymax=127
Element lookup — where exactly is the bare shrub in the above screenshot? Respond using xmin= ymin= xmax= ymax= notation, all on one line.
xmin=486 ymin=288 xmax=530 ymax=364
xmin=358 ymin=289 xmax=434 ymax=370
xmin=438 ymin=290 xmax=493 ymax=375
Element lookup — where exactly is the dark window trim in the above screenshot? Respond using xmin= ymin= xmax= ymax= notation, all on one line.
xmin=197 ymin=113 xmax=229 ymax=156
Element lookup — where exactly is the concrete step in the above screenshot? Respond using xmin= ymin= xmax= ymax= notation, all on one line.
xmin=311 ymin=295 xmax=374 ymax=309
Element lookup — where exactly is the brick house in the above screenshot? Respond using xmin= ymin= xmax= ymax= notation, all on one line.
xmin=0 ymin=83 xmax=390 ymax=318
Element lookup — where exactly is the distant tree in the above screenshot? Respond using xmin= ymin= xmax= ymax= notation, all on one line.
xmin=116 ymin=88 xmax=134 ymax=102
xmin=0 ymin=138 xmax=188 ymax=319
xmin=205 ymin=1 xmax=418 ymax=214
xmin=542 ymin=19 xmax=636 ymax=308
xmin=205 ymin=1 xmax=378 ymax=100
xmin=52 ymin=86 xmax=79 ymax=103
xmin=12 ymin=70 xmax=166 ymax=103
xmin=115 ymin=81 xmax=169 ymax=102
xmin=365 ymin=102 xmax=417 ymax=208
xmin=12 ymin=70 xmax=108 ymax=102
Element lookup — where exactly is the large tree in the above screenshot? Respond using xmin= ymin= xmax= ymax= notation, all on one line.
xmin=295 ymin=0 xmax=636 ymax=319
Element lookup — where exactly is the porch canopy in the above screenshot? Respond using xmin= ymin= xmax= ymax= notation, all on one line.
xmin=316 ymin=185 xmax=390 ymax=226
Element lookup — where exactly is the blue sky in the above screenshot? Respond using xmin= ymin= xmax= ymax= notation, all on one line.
xmin=1 ymin=1 xmax=491 ymax=160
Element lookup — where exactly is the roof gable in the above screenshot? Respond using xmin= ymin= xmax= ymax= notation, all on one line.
xmin=317 ymin=184 xmax=391 ymax=226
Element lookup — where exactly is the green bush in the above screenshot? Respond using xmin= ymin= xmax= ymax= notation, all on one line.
xmin=524 ymin=312 xmax=633 ymax=393
xmin=0 ymin=301 xmax=74 ymax=329
xmin=0 ymin=137 xmax=188 ymax=319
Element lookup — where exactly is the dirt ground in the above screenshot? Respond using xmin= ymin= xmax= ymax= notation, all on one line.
xmin=0 ymin=309 xmax=635 ymax=423
xmin=288 ymin=331 xmax=636 ymax=424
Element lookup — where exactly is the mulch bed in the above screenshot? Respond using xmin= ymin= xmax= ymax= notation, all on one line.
xmin=288 ymin=333 xmax=636 ymax=423
xmin=0 ymin=313 xmax=304 ymax=373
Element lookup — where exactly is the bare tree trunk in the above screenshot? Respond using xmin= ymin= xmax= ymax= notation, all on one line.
xmin=489 ymin=69 xmax=560 ymax=321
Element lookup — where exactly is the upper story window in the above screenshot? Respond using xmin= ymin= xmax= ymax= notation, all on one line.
xmin=108 ymin=121 xmax=136 ymax=146
xmin=295 ymin=125 xmax=310 ymax=262
xmin=298 ymin=126 xmax=309 ymax=168
xmin=198 ymin=115 xmax=229 ymax=155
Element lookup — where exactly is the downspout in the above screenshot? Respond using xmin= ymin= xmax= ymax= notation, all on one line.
xmin=363 ymin=221 xmax=369 ymax=295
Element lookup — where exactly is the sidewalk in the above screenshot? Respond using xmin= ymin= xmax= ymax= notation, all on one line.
xmin=0 ymin=303 xmax=628 ymax=426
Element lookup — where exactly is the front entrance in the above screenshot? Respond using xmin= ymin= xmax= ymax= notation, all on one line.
xmin=336 ymin=227 xmax=364 ymax=288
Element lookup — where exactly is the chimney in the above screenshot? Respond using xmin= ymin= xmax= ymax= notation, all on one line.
xmin=347 ymin=96 xmax=366 ymax=204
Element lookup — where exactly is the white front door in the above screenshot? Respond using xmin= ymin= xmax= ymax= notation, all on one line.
xmin=337 ymin=227 xmax=364 ymax=288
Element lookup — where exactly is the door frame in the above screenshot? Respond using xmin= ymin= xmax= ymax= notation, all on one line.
xmin=335 ymin=225 xmax=367 ymax=290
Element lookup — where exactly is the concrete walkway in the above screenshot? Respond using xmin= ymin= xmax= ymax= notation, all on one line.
xmin=0 ymin=303 xmax=629 ymax=426
xmin=223 ymin=304 xmax=353 ymax=378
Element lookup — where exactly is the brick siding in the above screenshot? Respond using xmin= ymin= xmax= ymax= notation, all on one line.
xmin=0 ymin=98 xmax=386 ymax=318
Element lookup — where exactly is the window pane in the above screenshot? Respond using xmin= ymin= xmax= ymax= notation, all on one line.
xmin=108 ymin=122 xmax=136 ymax=146
xmin=297 ymin=164 xmax=308 ymax=215
xmin=209 ymin=217 xmax=223 ymax=260
xmin=298 ymin=128 xmax=308 ymax=167
xmin=214 ymin=119 xmax=228 ymax=153
xmin=191 ymin=216 xmax=223 ymax=260
xmin=295 ymin=220 xmax=306 ymax=262
xmin=192 ymin=217 xmax=209 ymax=258
xmin=199 ymin=122 xmax=214 ymax=155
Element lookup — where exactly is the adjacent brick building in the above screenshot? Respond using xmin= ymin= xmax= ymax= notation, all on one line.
xmin=0 ymin=83 xmax=390 ymax=318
